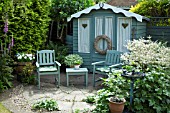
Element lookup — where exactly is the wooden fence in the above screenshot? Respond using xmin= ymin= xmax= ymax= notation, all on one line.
xmin=147 ymin=17 xmax=170 ymax=46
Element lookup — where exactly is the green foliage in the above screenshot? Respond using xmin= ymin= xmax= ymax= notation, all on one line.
xmin=20 ymin=62 xmax=35 ymax=84
xmin=121 ymin=38 xmax=170 ymax=71
xmin=130 ymin=0 xmax=170 ymax=17
xmin=0 ymin=80 xmax=5 ymax=92
xmin=110 ymin=96 xmax=125 ymax=103
xmin=46 ymin=41 xmax=68 ymax=65
xmin=0 ymin=0 xmax=51 ymax=54
xmin=93 ymin=38 xmax=170 ymax=112
xmin=82 ymin=95 xmax=95 ymax=104
xmin=132 ymin=68 xmax=170 ymax=113
xmin=64 ymin=54 xmax=83 ymax=67
xmin=92 ymin=71 xmax=130 ymax=113
xmin=32 ymin=99 xmax=59 ymax=112
xmin=0 ymin=55 xmax=13 ymax=92
xmin=50 ymin=0 xmax=94 ymax=41
xmin=0 ymin=102 xmax=11 ymax=113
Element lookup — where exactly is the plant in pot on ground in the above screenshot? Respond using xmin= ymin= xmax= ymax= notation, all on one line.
xmin=17 ymin=62 xmax=35 ymax=84
xmin=64 ymin=54 xmax=83 ymax=69
xmin=15 ymin=53 xmax=35 ymax=74
xmin=109 ymin=95 xmax=126 ymax=113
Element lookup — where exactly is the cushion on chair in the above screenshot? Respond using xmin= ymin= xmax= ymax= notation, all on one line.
xmin=39 ymin=66 xmax=57 ymax=72
xmin=96 ymin=67 xmax=110 ymax=73
xmin=96 ymin=66 xmax=120 ymax=73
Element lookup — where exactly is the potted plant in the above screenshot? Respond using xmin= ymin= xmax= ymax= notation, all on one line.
xmin=74 ymin=59 xmax=82 ymax=69
xmin=64 ymin=54 xmax=83 ymax=69
xmin=15 ymin=53 xmax=35 ymax=75
xmin=108 ymin=95 xmax=126 ymax=113
xmin=17 ymin=62 xmax=35 ymax=83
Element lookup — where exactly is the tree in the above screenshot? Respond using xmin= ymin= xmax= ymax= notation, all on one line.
xmin=50 ymin=0 xmax=95 ymax=42
xmin=130 ymin=0 xmax=170 ymax=17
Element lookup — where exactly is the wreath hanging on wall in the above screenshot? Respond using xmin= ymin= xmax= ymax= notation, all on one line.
xmin=94 ymin=35 xmax=112 ymax=55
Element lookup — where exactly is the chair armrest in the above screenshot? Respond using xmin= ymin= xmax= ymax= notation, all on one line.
xmin=92 ymin=61 xmax=105 ymax=65
xmin=55 ymin=61 xmax=61 ymax=66
xmin=36 ymin=62 xmax=39 ymax=68
xmin=109 ymin=63 xmax=123 ymax=68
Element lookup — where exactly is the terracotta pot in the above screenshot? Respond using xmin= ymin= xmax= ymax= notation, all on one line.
xmin=109 ymin=98 xmax=126 ymax=113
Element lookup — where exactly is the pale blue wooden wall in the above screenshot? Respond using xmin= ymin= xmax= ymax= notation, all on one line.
xmin=66 ymin=9 xmax=147 ymax=72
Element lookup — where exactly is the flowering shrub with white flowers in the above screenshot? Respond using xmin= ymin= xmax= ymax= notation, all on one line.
xmin=92 ymin=37 xmax=170 ymax=113
xmin=121 ymin=37 xmax=170 ymax=71
xmin=16 ymin=53 xmax=35 ymax=62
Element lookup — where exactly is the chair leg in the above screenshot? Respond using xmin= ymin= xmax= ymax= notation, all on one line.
xmin=55 ymin=74 xmax=60 ymax=88
xmin=66 ymin=72 xmax=69 ymax=86
xmin=93 ymin=68 xmax=96 ymax=87
xmin=38 ymin=74 xmax=40 ymax=89
xmin=58 ymin=73 xmax=60 ymax=87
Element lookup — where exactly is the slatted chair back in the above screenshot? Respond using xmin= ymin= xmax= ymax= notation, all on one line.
xmin=105 ymin=50 xmax=123 ymax=66
xmin=37 ymin=50 xmax=55 ymax=66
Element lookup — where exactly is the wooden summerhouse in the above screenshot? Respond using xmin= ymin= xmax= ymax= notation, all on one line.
xmin=66 ymin=3 xmax=149 ymax=71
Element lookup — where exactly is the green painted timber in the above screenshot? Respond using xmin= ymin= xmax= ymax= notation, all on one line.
xmin=66 ymin=9 xmax=148 ymax=72
xmin=147 ymin=26 xmax=170 ymax=46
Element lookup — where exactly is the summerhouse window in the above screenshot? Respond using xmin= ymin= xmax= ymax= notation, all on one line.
xmin=78 ymin=18 xmax=90 ymax=53
xmin=105 ymin=17 xmax=113 ymax=42
xmin=95 ymin=16 xmax=113 ymax=51
xmin=95 ymin=17 xmax=104 ymax=50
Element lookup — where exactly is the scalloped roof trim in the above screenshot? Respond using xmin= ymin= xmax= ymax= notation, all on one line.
xmin=67 ymin=3 xmax=149 ymax=22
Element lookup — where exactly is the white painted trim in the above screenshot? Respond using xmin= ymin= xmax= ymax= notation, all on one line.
xmin=67 ymin=3 xmax=149 ymax=22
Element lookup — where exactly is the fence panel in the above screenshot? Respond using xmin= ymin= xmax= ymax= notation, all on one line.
xmin=147 ymin=17 xmax=170 ymax=46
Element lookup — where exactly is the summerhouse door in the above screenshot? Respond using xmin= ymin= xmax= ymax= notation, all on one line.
xmin=117 ymin=17 xmax=132 ymax=52
xmin=78 ymin=18 xmax=90 ymax=53
xmin=95 ymin=16 xmax=114 ymax=51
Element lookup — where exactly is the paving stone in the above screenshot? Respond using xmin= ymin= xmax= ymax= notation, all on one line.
xmin=72 ymin=102 xmax=94 ymax=111
xmin=0 ymin=72 xmax=99 ymax=113
xmin=57 ymin=101 xmax=73 ymax=111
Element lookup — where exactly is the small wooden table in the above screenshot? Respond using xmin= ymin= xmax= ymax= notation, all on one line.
xmin=66 ymin=68 xmax=88 ymax=86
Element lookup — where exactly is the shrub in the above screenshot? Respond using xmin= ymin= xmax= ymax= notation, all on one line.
xmin=0 ymin=55 xmax=13 ymax=92
xmin=121 ymin=38 xmax=170 ymax=71
xmin=21 ymin=62 xmax=35 ymax=84
xmin=93 ymin=37 xmax=170 ymax=113
xmin=32 ymin=99 xmax=59 ymax=112
xmin=46 ymin=41 xmax=68 ymax=65
xmin=130 ymin=0 xmax=170 ymax=17
xmin=1 ymin=0 xmax=51 ymax=54
xmin=92 ymin=71 xmax=130 ymax=113
xmin=82 ymin=95 xmax=95 ymax=104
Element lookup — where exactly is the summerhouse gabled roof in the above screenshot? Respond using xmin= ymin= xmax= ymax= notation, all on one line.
xmin=67 ymin=3 xmax=149 ymax=22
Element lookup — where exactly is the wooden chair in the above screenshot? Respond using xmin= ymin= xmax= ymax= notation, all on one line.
xmin=36 ymin=50 xmax=61 ymax=89
xmin=92 ymin=50 xmax=123 ymax=87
